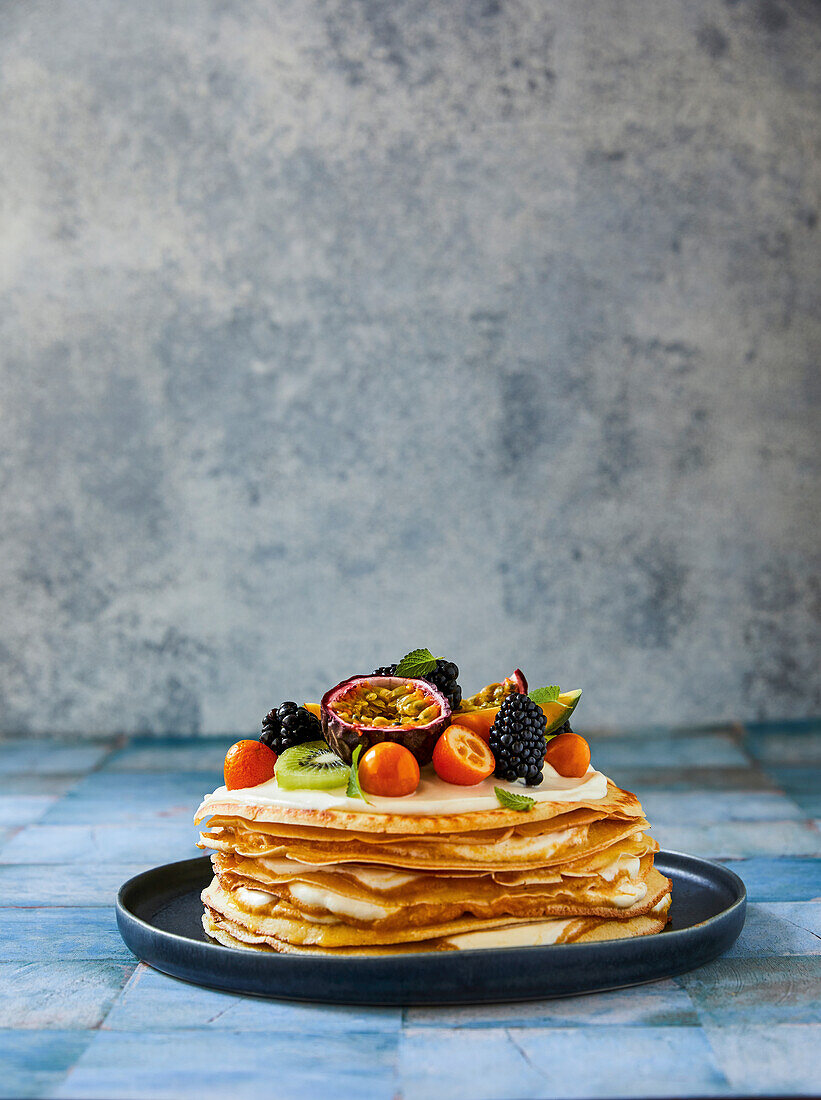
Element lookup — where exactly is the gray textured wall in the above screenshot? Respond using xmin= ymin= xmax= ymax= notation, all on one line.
xmin=0 ymin=0 xmax=819 ymax=736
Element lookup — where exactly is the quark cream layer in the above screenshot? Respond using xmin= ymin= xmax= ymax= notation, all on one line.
xmin=199 ymin=763 xmax=608 ymax=818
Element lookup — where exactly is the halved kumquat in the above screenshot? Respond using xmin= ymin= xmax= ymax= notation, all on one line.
xmin=432 ymin=724 xmax=495 ymax=786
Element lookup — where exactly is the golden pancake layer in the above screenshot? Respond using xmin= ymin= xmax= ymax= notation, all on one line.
xmin=195 ymin=768 xmax=671 ymax=954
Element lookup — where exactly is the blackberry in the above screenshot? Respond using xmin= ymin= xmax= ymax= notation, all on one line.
xmin=425 ymin=659 xmax=462 ymax=711
xmin=260 ymin=701 xmax=321 ymax=755
xmin=371 ymin=659 xmax=462 ymax=711
xmin=488 ymin=693 xmax=547 ymax=786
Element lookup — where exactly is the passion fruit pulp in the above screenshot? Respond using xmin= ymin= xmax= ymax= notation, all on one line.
xmin=457 ymin=669 xmax=528 ymax=714
xmin=321 ymin=675 xmax=451 ymax=766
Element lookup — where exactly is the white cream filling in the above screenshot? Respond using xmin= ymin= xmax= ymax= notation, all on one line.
xmin=610 ymin=881 xmax=648 ymax=908
xmin=256 ymin=859 xmax=420 ymax=891
xmin=199 ymin=764 xmax=607 ymax=817
xmin=345 ymin=867 xmax=420 ymax=891
xmin=258 ymin=857 xmax=329 ymax=875
xmin=444 ymin=920 xmax=576 ymax=950
xmin=234 ymin=886 xmax=276 ymax=910
xmin=288 ymin=882 xmax=392 ymax=921
xmin=599 ymin=854 xmax=641 ymax=882
xmin=425 ymin=827 xmax=578 ymax=863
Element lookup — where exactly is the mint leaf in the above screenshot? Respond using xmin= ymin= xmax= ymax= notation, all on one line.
xmin=346 ymin=744 xmax=368 ymax=802
xmin=494 ymin=786 xmax=535 ymax=811
xmin=529 ymin=685 xmax=561 ymax=707
xmin=395 ymin=648 xmax=438 ymax=678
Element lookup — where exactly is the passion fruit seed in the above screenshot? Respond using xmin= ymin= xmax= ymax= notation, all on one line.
xmin=322 ymin=675 xmax=452 ymax=766
xmin=458 ymin=671 xmax=528 ymax=714
xmin=373 ymin=658 xmax=462 ymax=712
xmin=333 ymin=681 xmax=439 ymax=728
xmin=459 ymin=681 xmax=516 ymax=713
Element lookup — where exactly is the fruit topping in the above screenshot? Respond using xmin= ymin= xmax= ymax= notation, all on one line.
xmin=274 ymin=741 xmax=350 ymax=790
xmin=530 ymin=687 xmax=582 ymax=737
xmin=260 ymin=701 xmax=322 ymax=755
xmin=357 ymin=742 xmax=421 ymax=797
xmin=424 ymin=659 xmax=462 ymax=711
xmin=224 ymin=740 xmax=277 ymax=791
xmin=322 ymin=675 xmax=451 ymax=765
xmin=448 ymin=707 xmax=498 ymax=742
xmin=488 ymin=693 xmax=548 ymax=786
xmin=374 ymin=651 xmax=462 ymax=711
xmin=432 ymin=724 xmax=495 ymax=786
xmin=458 ymin=669 xmax=528 ymax=714
xmin=544 ymin=732 xmax=591 ymax=778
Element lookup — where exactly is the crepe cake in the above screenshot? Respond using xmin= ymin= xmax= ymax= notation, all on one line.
xmin=195 ymin=763 xmax=672 ymax=954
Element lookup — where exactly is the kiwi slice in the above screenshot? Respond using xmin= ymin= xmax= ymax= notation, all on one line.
xmin=275 ymin=741 xmax=350 ymax=790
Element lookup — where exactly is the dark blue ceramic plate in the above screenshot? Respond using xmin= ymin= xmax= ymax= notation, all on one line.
xmin=116 ymin=851 xmax=745 ymax=1005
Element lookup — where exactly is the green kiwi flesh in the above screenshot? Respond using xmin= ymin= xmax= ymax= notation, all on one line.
xmin=275 ymin=741 xmax=351 ymax=790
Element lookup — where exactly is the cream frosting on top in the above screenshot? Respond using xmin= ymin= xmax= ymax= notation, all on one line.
xmin=199 ymin=762 xmax=608 ymax=817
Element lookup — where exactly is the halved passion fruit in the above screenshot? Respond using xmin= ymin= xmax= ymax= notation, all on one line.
xmin=321 ymin=675 xmax=451 ymax=766
xmin=456 ymin=669 xmax=528 ymax=714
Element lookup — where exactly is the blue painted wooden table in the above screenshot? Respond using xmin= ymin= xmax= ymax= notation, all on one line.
xmin=1 ymin=721 xmax=819 ymax=1099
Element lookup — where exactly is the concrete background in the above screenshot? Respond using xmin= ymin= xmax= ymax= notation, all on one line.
xmin=0 ymin=0 xmax=818 ymax=736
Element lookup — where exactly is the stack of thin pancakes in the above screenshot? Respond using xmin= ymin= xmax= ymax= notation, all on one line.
xmin=195 ymin=779 xmax=671 ymax=954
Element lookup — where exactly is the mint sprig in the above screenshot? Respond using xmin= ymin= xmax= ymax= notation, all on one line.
xmin=528 ymin=685 xmax=561 ymax=707
xmin=494 ymin=787 xmax=535 ymax=811
xmin=394 ymin=648 xmax=438 ymax=678
xmin=346 ymin=744 xmax=369 ymax=803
